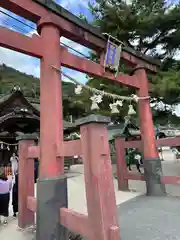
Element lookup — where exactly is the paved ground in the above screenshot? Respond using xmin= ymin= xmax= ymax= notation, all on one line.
xmin=1 ymin=149 xmax=180 ymax=239
xmin=118 ymin=196 xmax=180 ymax=240
xmin=126 ymin=149 xmax=180 ymax=197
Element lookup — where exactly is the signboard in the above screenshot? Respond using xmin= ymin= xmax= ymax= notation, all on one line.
xmin=105 ymin=39 xmax=122 ymax=75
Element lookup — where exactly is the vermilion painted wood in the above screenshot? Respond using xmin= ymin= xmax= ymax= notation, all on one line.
xmin=136 ymin=68 xmax=158 ymax=159
xmin=28 ymin=136 xmax=180 ymax=160
xmin=80 ymin=123 xmax=120 ymax=240
xmin=60 ymin=48 xmax=140 ymax=88
xmin=125 ymin=173 xmax=145 ymax=181
xmin=39 ymin=23 xmax=64 ymax=178
xmin=0 ymin=28 xmax=140 ymax=88
xmin=125 ymin=173 xmax=180 ymax=185
xmin=162 ymin=176 xmax=180 ymax=185
xmin=28 ymin=146 xmax=40 ymax=159
xmin=115 ymin=137 xmax=128 ymax=191
xmin=0 ymin=0 xmax=45 ymax=22
xmin=157 ymin=137 xmax=180 ymax=147
xmin=0 ymin=0 xmax=158 ymax=71
xmin=109 ymin=226 xmax=121 ymax=240
xmin=60 ymin=208 xmax=90 ymax=237
xmin=27 ymin=196 xmax=37 ymax=212
xmin=0 ymin=27 xmax=42 ymax=57
xmin=63 ymin=140 xmax=82 ymax=157
xmin=18 ymin=140 xmax=35 ymax=228
xmin=28 ymin=140 xmax=82 ymax=158
xmin=123 ymin=136 xmax=180 ymax=149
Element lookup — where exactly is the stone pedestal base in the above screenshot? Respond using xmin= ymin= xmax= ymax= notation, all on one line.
xmin=143 ymin=158 xmax=166 ymax=196
xmin=36 ymin=176 xmax=68 ymax=240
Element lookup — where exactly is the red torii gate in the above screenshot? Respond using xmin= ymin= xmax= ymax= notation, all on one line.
xmin=0 ymin=0 xmax=165 ymax=239
xmin=115 ymin=136 xmax=180 ymax=191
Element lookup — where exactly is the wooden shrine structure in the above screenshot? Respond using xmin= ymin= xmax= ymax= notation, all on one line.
xmin=0 ymin=88 xmax=76 ymax=165
xmin=0 ymin=0 xmax=174 ymax=239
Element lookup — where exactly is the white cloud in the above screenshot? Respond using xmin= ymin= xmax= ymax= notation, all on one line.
xmin=0 ymin=47 xmax=40 ymax=77
xmin=61 ymin=37 xmax=91 ymax=57
xmin=0 ymin=2 xmax=91 ymax=83
xmin=56 ymin=0 xmax=88 ymax=10
xmin=0 ymin=35 xmax=89 ymax=84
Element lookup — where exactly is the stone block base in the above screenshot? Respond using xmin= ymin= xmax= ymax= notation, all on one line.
xmin=143 ymin=158 xmax=166 ymax=196
xmin=36 ymin=175 xmax=68 ymax=240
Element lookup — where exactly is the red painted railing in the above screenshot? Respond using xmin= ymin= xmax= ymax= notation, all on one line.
xmin=18 ymin=120 xmax=120 ymax=240
xmin=115 ymin=136 xmax=180 ymax=191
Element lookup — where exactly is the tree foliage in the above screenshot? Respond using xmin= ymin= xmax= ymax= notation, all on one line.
xmin=77 ymin=0 xmax=180 ymax=124
xmin=89 ymin=0 xmax=180 ymax=59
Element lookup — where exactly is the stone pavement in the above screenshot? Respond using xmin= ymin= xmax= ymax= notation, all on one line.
xmin=0 ymin=166 xmax=141 ymax=240
xmin=118 ymin=195 xmax=180 ymax=240
xmin=1 ymin=149 xmax=180 ymax=239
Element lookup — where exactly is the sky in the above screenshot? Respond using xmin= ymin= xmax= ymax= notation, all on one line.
xmin=0 ymin=0 xmax=92 ymax=82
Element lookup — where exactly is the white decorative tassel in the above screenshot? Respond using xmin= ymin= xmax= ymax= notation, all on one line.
xmin=90 ymin=94 xmax=103 ymax=110
xmin=131 ymin=94 xmax=139 ymax=102
xmin=75 ymin=85 xmax=83 ymax=95
xmin=128 ymin=104 xmax=136 ymax=115
xmin=91 ymin=102 xmax=99 ymax=110
xmin=0 ymin=143 xmax=3 ymax=149
xmin=7 ymin=145 xmax=10 ymax=151
xmin=109 ymin=103 xmax=119 ymax=114
xmin=115 ymin=100 xmax=123 ymax=107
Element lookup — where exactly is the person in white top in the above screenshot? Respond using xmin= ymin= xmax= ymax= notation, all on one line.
xmin=0 ymin=168 xmax=12 ymax=225
xmin=134 ymin=153 xmax=142 ymax=174
xmin=10 ymin=153 xmax=18 ymax=178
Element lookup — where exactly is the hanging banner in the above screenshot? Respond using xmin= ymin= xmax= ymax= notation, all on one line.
xmin=104 ymin=35 xmax=122 ymax=77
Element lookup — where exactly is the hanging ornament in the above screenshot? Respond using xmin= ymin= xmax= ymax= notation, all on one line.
xmin=128 ymin=104 xmax=136 ymax=115
xmin=7 ymin=145 xmax=10 ymax=151
xmin=90 ymin=94 xmax=103 ymax=110
xmin=75 ymin=85 xmax=82 ymax=95
xmin=15 ymin=145 xmax=18 ymax=150
xmin=91 ymin=102 xmax=99 ymax=110
xmin=115 ymin=100 xmax=123 ymax=107
xmin=109 ymin=103 xmax=119 ymax=114
xmin=0 ymin=143 xmax=3 ymax=149
xmin=131 ymin=94 xmax=139 ymax=102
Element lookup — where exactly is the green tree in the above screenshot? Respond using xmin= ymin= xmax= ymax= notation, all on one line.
xmin=76 ymin=0 xmax=180 ymax=124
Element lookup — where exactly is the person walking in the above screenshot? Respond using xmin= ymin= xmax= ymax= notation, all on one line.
xmin=134 ymin=153 xmax=142 ymax=174
xmin=34 ymin=158 xmax=39 ymax=183
xmin=126 ymin=150 xmax=132 ymax=171
xmin=10 ymin=153 xmax=18 ymax=179
xmin=0 ymin=168 xmax=12 ymax=225
xmin=12 ymin=171 xmax=18 ymax=217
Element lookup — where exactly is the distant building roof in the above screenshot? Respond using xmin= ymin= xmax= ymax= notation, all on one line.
xmin=0 ymin=89 xmax=76 ymax=130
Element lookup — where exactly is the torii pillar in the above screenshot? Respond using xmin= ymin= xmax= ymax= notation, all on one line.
xmin=36 ymin=20 xmax=68 ymax=239
xmin=134 ymin=66 xmax=166 ymax=196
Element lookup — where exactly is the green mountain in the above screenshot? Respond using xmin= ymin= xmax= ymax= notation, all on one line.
xmin=0 ymin=64 xmax=85 ymax=120
xmin=0 ymin=64 xmax=76 ymax=98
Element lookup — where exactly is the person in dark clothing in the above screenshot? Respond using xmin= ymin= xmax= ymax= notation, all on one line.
xmin=12 ymin=173 xmax=18 ymax=217
xmin=126 ymin=150 xmax=132 ymax=171
xmin=34 ymin=159 xmax=39 ymax=183
xmin=134 ymin=152 xmax=142 ymax=174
